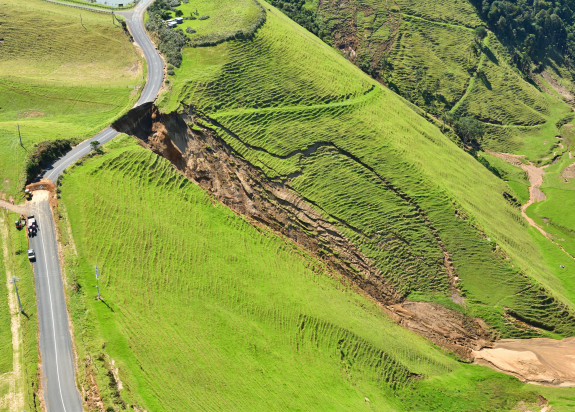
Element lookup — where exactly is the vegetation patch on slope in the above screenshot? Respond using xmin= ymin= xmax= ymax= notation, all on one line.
xmin=59 ymin=136 xmax=552 ymax=411
xmin=0 ymin=0 xmax=142 ymax=197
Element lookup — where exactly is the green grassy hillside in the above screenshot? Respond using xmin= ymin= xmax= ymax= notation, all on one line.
xmin=58 ymin=136 xmax=560 ymax=411
xmin=0 ymin=0 xmax=142 ymax=197
xmin=159 ymin=1 xmax=575 ymax=339
xmin=270 ymin=0 xmax=574 ymax=161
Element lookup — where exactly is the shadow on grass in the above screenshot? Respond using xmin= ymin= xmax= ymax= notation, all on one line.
xmin=98 ymin=298 xmax=115 ymax=312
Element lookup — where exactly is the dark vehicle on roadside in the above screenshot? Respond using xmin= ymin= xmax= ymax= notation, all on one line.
xmin=27 ymin=215 xmax=37 ymax=237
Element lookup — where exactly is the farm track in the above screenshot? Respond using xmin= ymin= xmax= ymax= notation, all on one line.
xmin=213 ymin=85 xmax=377 ymax=118
xmin=25 ymin=0 xmax=164 ymax=410
xmin=450 ymin=38 xmax=488 ymax=115
xmin=488 ymin=150 xmax=575 ymax=261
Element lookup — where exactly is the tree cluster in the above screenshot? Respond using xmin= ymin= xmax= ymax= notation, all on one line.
xmin=25 ymin=139 xmax=75 ymax=184
xmin=441 ymin=113 xmax=485 ymax=147
xmin=146 ymin=0 xmax=189 ymax=67
xmin=470 ymin=0 xmax=575 ymax=68
xmin=266 ymin=0 xmax=326 ymax=39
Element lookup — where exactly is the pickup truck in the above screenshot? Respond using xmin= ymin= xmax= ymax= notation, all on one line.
xmin=28 ymin=249 xmax=36 ymax=262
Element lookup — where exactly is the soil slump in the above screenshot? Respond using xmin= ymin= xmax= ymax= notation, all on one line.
xmin=113 ymin=105 xmax=495 ymax=360
xmin=474 ymin=337 xmax=575 ymax=386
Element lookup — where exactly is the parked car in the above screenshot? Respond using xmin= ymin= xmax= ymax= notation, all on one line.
xmin=28 ymin=249 xmax=35 ymax=262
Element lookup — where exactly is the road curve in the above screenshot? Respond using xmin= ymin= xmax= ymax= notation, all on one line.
xmin=32 ymin=0 xmax=163 ymax=410
xmin=42 ymin=0 xmax=164 ymax=184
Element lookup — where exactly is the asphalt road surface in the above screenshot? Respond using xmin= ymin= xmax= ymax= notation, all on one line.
xmin=32 ymin=0 xmax=163 ymax=410
xmin=29 ymin=193 xmax=83 ymax=412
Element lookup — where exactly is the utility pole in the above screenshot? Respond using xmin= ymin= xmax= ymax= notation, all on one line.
xmin=12 ymin=277 xmax=23 ymax=314
xmin=95 ymin=265 xmax=101 ymax=300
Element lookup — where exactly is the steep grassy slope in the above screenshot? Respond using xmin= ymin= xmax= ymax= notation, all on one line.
xmin=58 ymin=136 xmax=555 ymax=411
xmin=0 ymin=0 xmax=142 ymax=196
xmin=160 ymin=1 xmax=575 ymax=338
xmin=272 ymin=0 xmax=574 ymax=160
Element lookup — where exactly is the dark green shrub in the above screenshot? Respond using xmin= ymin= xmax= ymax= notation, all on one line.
xmin=25 ymin=139 xmax=75 ymax=184
xmin=146 ymin=2 xmax=189 ymax=67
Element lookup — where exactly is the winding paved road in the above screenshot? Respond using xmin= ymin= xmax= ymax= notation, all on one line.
xmin=31 ymin=1 xmax=163 ymax=410
xmin=43 ymin=0 xmax=164 ymax=183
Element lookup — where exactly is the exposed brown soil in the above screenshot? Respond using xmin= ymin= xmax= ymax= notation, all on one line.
xmin=320 ymin=0 xmax=401 ymax=69
xmin=113 ymin=105 xmax=496 ymax=360
xmin=474 ymin=337 xmax=575 ymax=386
xmin=18 ymin=110 xmax=44 ymax=118
xmin=82 ymin=358 xmax=104 ymax=412
xmin=0 ymin=198 xmax=27 ymax=216
xmin=541 ymin=71 xmax=575 ymax=104
xmin=26 ymin=180 xmax=56 ymax=193
xmin=385 ymin=301 xmax=494 ymax=360
xmin=560 ymin=162 xmax=575 ymax=180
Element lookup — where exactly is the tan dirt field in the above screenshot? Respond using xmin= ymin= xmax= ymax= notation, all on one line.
xmin=474 ymin=337 xmax=575 ymax=386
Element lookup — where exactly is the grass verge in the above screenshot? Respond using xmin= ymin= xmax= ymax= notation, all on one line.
xmin=0 ymin=0 xmax=142 ymax=198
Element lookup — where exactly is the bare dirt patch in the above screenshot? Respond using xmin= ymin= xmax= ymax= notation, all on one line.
xmin=541 ymin=71 xmax=575 ymax=103
xmin=386 ymin=301 xmax=493 ymax=360
xmin=560 ymin=162 xmax=575 ymax=180
xmin=488 ymin=151 xmax=575 ymax=260
xmin=26 ymin=180 xmax=56 ymax=194
xmin=0 ymin=198 xmax=27 ymax=216
xmin=487 ymin=151 xmax=548 ymax=233
xmin=474 ymin=337 xmax=575 ymax=386
xmin=18 ymin=111 xmax=44 ymax=119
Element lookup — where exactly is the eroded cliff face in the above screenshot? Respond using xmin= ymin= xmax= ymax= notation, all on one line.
xmin=113 ymin=105 xmax=495 ymax=361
